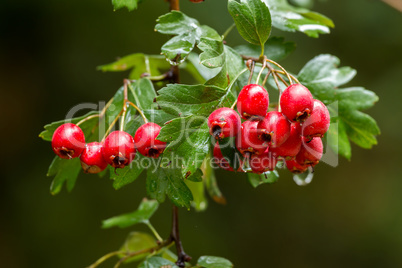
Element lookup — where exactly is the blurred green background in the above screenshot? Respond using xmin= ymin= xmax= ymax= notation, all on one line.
xmin=1 ymin=0 xmax=401 ymax=267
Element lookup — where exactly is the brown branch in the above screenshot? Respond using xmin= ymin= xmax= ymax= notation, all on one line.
xmin=382 ymin=0 xmax=402 ymax=12
xmin=169 ymin=0 xmax=180 ymax=11
xmin=170 ymin=206 xmax=191 ymax=267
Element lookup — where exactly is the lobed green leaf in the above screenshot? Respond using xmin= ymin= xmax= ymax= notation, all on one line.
xmin=197 ymin=255 xmax=234 ymax=268
xmin=47 ymin=157 xmax=81 ymax=195
xmin=228 ymin=0 xmax=272 ymax=47
xmin=102 ymin=199 xmax=159 ymax=229
xmin=264 ymin=0 xmax=334 ymax=38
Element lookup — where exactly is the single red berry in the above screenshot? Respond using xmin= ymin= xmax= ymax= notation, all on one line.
xmin=302 ymin=99 xmax=330 ymax=139
xmin=51 ymin=123 xmax=85 ymax=159
xmin=237 ymin=84 xmax=269 ymax=120
xmin=236 ymin=120 xmax=268 ymax=156
xmin=257 ymin=111 xmax=291 ymax=148
xmin=134 ymin=122 xmax=166 ymax=158
xmin=280 ymin=84 xmax=314 ymax=122
xmin=249 ymin=151 xmax=277 ymax=174
xmin=213 ymin=142 xmax=234 ymax=171
xmin=270 ymin=122 xmax=302 ymax=159
xmin=102 ymin=131 xmax=136 ymax=168
xmin=80 ymin=142 xmax=108 ymax=174
xmin=208 ymin=107 xmax=241 ymax=139
xmin=285 ymin=159 xmax=310 ymax=174
xmin=189 ymin=0 xmax=204 ymax=2
xmin=296 ymin=137 xmax=323 ymax=166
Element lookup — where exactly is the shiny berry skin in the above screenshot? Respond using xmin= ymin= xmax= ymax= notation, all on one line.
xmin=296 ymin=137 xmax=323 ymax=166
xmin=51 ymin=123 xmax=85 ymax=159
xmin=285 ymin=159 xmax=310 ymax=174
xmin=80 ymin=142 xmax=108 ymax=174
xmin=270 ymin=122 xmax=302 ymax=159
xmin=134 ymin=122 xmax=166 ymax=158
xmin=236 ymin=120 xmax=268 ymax=156
xmin=280 ymin=84 xmax=314 ymax=122
xmin=257 ymin=111 xmax=291 ymax=148
xmin=213 ymin=142 xmax=234 ymax=171
xmin=249 ymin=151 xmax=277 ymax=174
xmin=208 ymin=108 xmax=241 ymax=139
xmin=237 ymin=84 xmax=269 ymax=120
xmin=102 ymin=131 xmax=136 ymax=168
xmin=302 ymin=99 xmax=330 ymax=139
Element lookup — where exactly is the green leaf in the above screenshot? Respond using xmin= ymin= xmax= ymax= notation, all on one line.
xmin=337 ymin=87 xmax=379 ymax=111
xmin=185 ymin=180 xmax=207 ymax=212
xmin=155 ymin=11 xmax=201 ymax=64
xmin=197 ymin=256 xmax=233 ymax=268
xmin=47 ymin=157 xmax=81 ymax=195
xmin=157 ymin=84 xmax=235 ymax=117
xmin=146 ymin=164 xmax=193 ymax=208
xmin=102 ymin=199 xmax=159 ymax=229
xmin=228 ymin=0 xmax=272 ymax=47
xmin=198 ymin=35 xmax=225 ymax=69
xmin=297 ymin=54 xmax=380 ymax=158
xmin=97 ymin=53 xmax=170 ymax=79
xmin=110 ymin=154 xmax=145 ymax=190
xmin=128 ymin=78 xmax=157 ymax=110
xmin=39 ymin=111 xmax=99 ymax=142
xmin=206 ymin=45 xmax=247 ymax=90
xmin=247 ymin=170 xmax=279 ymax=188
xmin=341 ymin=110 xmax=380 ymax=149
xmin=158 ymin=116 xmax=211 ymax=179
xmin=234 ymin=37 xmax=295 ymax=61
xmin=112 ymin=0 xmax=144 ymax=11
xmin=182 ymin=53 xmax=220 ymax=84
xmin=264 ymin=0 xmax=334 ymax=38
xmin=119 ymin=232 xmax=157 ymax=263
xmin=138 ymin=256 xmax=179 ymax=268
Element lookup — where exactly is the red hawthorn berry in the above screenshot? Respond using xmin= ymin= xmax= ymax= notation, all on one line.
xmin=134 ymin=122 xmax=166 ymax=158
xmin=51 ymin=123 xmax=85 ymax=159
xmin=296 ymin=137 xmax=323 ymax=166
xmin=208 ymin=107 xmax=241 ymax=139
xmin=236 ymin=120 xmax=268 ymax=156
xmin=280 ymin=84 xmax=314 ymax=122
xmin=237 ymin=84 xmax=269 ymax=120
xmin=285 ymin=159 xmax=310 ymax=174
xmin=270 ymin=122 xmax=302 ymax=159
xmin=102 ymin=131 xmax=136 ymax=168
xmin=302 ymin=99 xmax=330 ymax=139
xmin=249 ymin=151 xmax=277 ymax=174
xmin=80 ymin=142 xmax=108 ymax=174
xmin=257 ymin=111 xmax=291 ymax=148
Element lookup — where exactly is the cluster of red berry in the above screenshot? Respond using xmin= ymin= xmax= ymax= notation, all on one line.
xmin=208 ymin=84 xmax=330 ymax=174
xmin=51 ymin=122 xmax=166 ymax=174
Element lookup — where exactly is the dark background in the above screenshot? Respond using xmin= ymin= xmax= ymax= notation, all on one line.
xmin=1 ymin=0 xmax=402 ymax=267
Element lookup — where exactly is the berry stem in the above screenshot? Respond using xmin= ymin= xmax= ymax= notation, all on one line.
xmin=87 ymin=250 xmax=125 ymax=268
xmin=144 ymin=220 xmax=163 ymax=242
xmin=169 ymin=0 xmax=180 ymax=10
xmin=127 ymin=101 xmax=149 ymax=124
xmin=219 ymin=68 xmax=248 ymax=107
xmin=255 ymin=57 xmax=267 ymax=84
xmin=76 ymin=114 xmax=100 ymax=127
xmin=262 ymin=70 xmax=272 ymax=88
xmin=265 ymin=59 xmax=293 ymax=85
xmin=247 ymin=60 xmax=255 ymax=85
xmin=222 ymin=23 xmax=236 ymax=40
xmin=101 ymin=110 xmax=123 ymax=142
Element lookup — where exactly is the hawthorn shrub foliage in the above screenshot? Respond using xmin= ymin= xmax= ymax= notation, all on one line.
xmin=39 ymin=0 xmax=380 ymax=267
